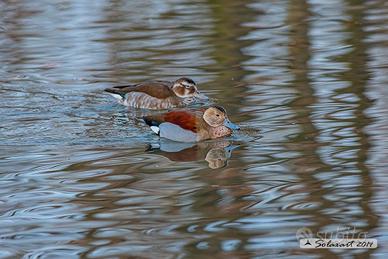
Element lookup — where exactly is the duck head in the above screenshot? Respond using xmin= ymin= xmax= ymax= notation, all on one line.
xmin=172 ymin=77 xmax=207 ymax=100
xmin=203 ymin=105 xmax=240 ymax=130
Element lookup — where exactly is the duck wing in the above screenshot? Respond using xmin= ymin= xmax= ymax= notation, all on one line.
xmin=163 ymin=110 xmax=199 ymax=133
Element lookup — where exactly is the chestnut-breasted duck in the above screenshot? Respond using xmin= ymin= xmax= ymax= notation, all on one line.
xmin=143 ymin=105 xmax=240 ymax=142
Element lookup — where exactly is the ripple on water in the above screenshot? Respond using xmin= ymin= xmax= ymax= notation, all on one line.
xmin=1 ymin=0 xmax=388 ymax=257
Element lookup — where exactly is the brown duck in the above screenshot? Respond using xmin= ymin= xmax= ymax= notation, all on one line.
xmin=105 ymin=77 xmax=207 ymax=110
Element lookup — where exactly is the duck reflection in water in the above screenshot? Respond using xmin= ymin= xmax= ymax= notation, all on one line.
xmin=147 ymin=140 xmax=239 ymax=169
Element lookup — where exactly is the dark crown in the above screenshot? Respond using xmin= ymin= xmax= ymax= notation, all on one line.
xmin=176 ymin=77 xmax=196 ymax=85
xmin=211 ymin=105 xmax=226 ymax=113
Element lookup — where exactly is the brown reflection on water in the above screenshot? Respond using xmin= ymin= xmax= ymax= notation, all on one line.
xmin=285 ymin=0 xmax=336 ymax=257
xmin=338 ymin=0 xmax=377 ymax=257
xmin=202 ymin=0 xmax=259 ymax=119
xmin=286 ymin=0 xmax=378 ymax=257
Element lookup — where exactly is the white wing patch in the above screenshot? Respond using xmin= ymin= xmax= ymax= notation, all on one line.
xmin=150 ymin=126 xmax=160 ymax=135
xmin=108 ymin=93 xmax=125 ymax=104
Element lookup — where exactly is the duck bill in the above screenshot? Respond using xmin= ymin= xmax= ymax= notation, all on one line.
xmin=195 ymin=91 xmax=208 ymax=100
xmin=224 ymin=118 xmax=240 ymax=131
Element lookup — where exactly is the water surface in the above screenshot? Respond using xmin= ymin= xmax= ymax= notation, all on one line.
xmin=1 ymin=0 xmax=388 ymax=258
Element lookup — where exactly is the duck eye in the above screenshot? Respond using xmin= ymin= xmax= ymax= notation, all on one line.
xmin=216 ymin=114 xmax=220 ymax=117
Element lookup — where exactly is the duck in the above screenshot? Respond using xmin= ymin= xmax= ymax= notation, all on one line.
xmin=104 ymin=77 xmax=207 ymax=110
xmin=143 ymin=105 xmax=240 ymax=142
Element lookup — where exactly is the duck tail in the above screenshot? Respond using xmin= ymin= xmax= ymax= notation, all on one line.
xmin=143 ymin=116 xmax=161 ymax=135
xmin=104 ymin=87 xmax=126 ymax=102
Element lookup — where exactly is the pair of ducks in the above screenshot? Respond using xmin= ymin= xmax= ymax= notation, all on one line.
xmin=105 ymin=77 xmax=239 ymax=142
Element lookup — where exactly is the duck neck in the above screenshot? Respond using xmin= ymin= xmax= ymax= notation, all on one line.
xmin=179 ymin=97 xmax=194 ymax=105
xmin=209 ymin=126 xmax=232 ymax=139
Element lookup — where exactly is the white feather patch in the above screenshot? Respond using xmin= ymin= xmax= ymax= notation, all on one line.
xmin=108 ymin=93 xmax=125 ymax=104
xmin=150 ymin=126 xmax=160 ymax=135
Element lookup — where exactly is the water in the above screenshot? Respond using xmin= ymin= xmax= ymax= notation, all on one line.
xmin=1 ymin=0 xmax=388 ymax=257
